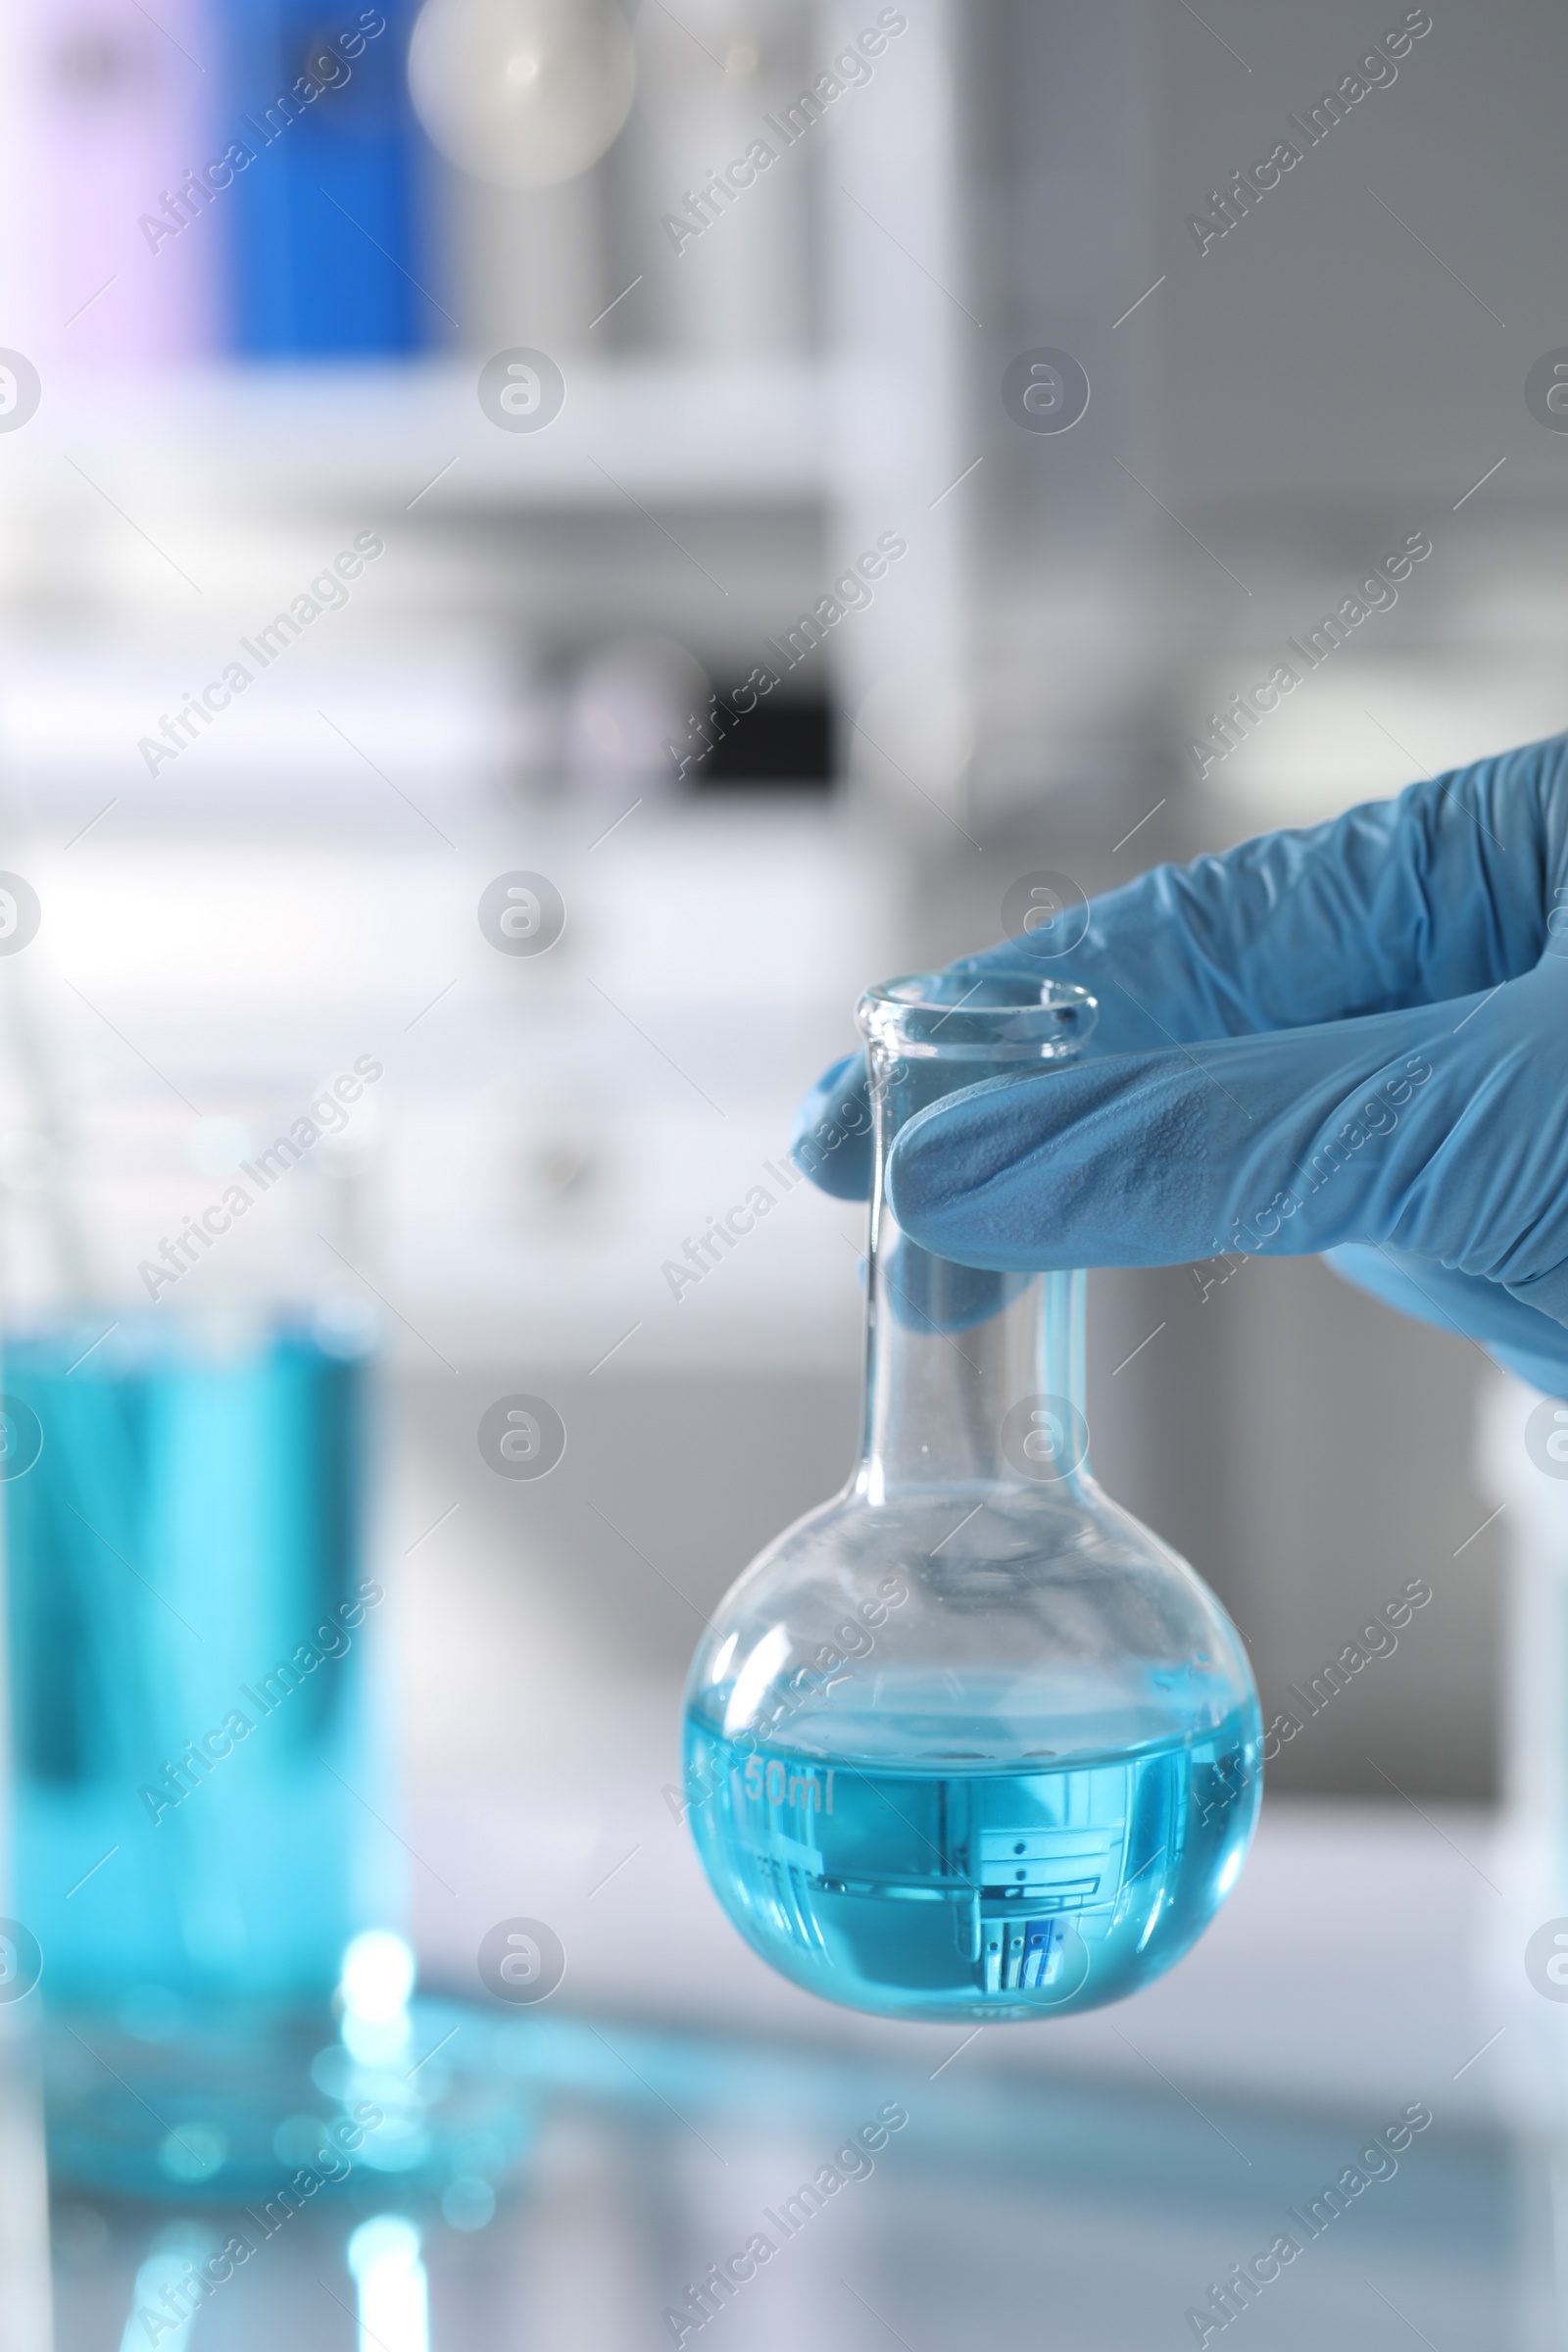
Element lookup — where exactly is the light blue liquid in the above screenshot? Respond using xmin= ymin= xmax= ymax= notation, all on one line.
xmin=2 ymin=1322 xmax=392 ymax=2009
xmin=685 ymin=1695 xmax=1262 ymax=2020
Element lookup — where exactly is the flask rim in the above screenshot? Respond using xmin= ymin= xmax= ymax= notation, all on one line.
xmin=857 ymin=970 xmax=1098 ymax=1059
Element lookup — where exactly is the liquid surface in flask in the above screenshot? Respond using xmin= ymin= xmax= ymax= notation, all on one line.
xmin=685 ymin=1675 xmax=1262 ymax=2020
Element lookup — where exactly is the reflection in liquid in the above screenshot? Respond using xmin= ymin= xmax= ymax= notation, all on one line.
xmin=338 ymin=1930 xmax=417 ymax=2068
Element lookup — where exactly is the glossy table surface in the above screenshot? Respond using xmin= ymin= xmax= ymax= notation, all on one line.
xmin=9 ymin=2003 xmax=1541 ymax=2352
xmin=9 ymin=1792 xmax=1563 ymax=2351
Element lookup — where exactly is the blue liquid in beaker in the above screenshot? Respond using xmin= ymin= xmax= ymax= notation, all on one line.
xmin=685 ymin=1684 xmax=1262 ymax=2020
xmin=3 ymin=1321 xmax=389 ymax=2009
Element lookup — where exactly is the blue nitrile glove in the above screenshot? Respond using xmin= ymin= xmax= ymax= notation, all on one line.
xmin=792 ymin=733 xmax=1568 ymax=1398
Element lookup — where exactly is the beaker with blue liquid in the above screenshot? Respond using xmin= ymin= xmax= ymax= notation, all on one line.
xmin=684 ymin=974 xmax=1262 ymax=2020
xmin=3 ymin=1312 xmax=386 ymax=2008
xmin=0 ymin=1306 xmax=411 ymax=2191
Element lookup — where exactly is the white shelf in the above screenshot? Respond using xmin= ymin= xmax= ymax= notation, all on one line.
xmin=0 ymin=359 xmax=835 ymax=519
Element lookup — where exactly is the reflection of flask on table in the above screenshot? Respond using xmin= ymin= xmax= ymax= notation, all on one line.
xmin=685 ymin=973 xmax=1262 ymax=2021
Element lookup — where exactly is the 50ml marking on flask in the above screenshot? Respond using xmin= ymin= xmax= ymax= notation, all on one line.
xmin=742 ymin=1757 xmax=836 ymax=1814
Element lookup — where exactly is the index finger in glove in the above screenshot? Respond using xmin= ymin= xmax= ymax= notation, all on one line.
xmin=888 ymin=969 xmax=1568 ymax=1325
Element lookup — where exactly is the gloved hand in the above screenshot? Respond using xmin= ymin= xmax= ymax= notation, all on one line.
xmin=792 ymin=732 xmax=1568 ymax=1397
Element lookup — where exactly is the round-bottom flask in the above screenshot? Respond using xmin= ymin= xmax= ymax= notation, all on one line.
xmin=683 ymin=973 xmax=1262 ymax=2021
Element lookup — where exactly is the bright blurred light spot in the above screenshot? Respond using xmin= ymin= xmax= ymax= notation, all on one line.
xmin=348 ymin=2216 xmax=429 ymax=2352
xmin=340 ymin=1930 xmax=416 ymax=2023
xmin=1215 ymin=1846 xmax=1244 ymax=1896
xmin=408 ymin=0 xmax=636 ymax=188
xmin=343 ymin=2010 xmax=414 ymax=2064
xmin=724 ymin=1623 xmax=788 ymax=1738
xmin=340 ymin=1930 xmax=417 ymax=2065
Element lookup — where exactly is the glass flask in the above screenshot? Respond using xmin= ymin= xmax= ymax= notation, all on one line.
xmin=683 ymin=972 xmax=1262 ymax=2021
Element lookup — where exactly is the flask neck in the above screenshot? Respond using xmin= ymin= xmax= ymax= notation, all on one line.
xmin=855 ymin=1033 xmax=1089 ymax=1504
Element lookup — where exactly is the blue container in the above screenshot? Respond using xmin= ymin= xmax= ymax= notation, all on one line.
xmin=1 ymin=1318 xmax=395 ymax=2009
xmin=220 ymin=1 xmax=432 ymax=358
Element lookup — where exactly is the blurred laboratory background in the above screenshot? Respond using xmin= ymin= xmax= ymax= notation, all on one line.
xmin=2 ymin=0 xmax=1568 ymax=2344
